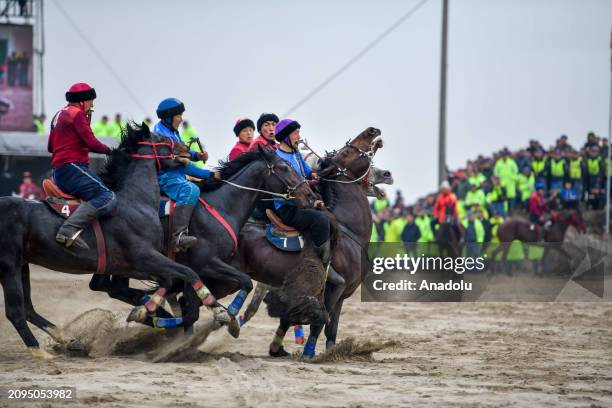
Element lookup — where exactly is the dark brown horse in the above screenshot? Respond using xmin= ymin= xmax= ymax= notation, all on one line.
xmin=490 ymin=209 xmax=587 ymax=274
xmin=238 ymin=128 xmax=383 ymax=358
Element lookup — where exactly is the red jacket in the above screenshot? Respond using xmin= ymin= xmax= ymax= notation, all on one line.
xmin=528 ymin=191 xmax=549 ymax=217
xmin=249 ymin=135 xmax=278 ymax=151
xmin=433 ymin=192 xmax=458 ymax=224
xmin=229 ymin=141 xmax=250 ymax=161
xmin=48 ymin=105 xmax=110 ymax=168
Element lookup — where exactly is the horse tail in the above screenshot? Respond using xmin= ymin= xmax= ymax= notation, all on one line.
xmin=0 ymin=197 xmax=30 ymax=263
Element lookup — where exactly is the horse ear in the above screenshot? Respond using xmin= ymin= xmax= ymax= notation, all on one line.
xmin=141 ymin=121 xmax=150 ymax=134
xmin=258 ymin=144 xmax=272 ymax=162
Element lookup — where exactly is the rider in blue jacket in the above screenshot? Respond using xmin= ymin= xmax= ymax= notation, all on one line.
xmin=154 ymin=98 xmax=218 ymax=252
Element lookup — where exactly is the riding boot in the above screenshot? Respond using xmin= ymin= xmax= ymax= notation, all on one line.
xmin=172 ymin=205 xmax=197 ymax=252
xmin=56 ymin=202 xmax=98 ymax=249
xmin=326 ymin=266 xmax=346 ymax=286
xmin=314 ymin=239 xmax=331 ymax=265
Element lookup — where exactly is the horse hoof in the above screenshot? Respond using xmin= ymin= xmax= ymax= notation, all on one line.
xmin=300 ymin=352 xmax=314 ymax=362
xmin=325 ymin=341 xmax=335 ymax=352
xmin=213 ymin=309 xmax=231 ymax=324
xmin=28 ymin=347 xmax=54 ymax=360
xmin=126 ymin=306 xmax=148 ymax=323
xmin=66 ymin=339 xmax=84 ymax=352
xmin=269 ymin=346 xmax=290 ymax=358
xmin=227 ymin=317 xmax=241 ymax=339
xmin=45 ymin=326 xmax=66 ymax=344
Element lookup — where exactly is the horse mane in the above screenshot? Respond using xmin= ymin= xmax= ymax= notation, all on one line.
xmin=99 ymin=122 xmax=148 ymax=191
xmin=196 ymin=150 xmax=270 ymax=192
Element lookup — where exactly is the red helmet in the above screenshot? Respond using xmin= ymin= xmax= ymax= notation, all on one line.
xmin=65 ymin=83 xmax=96 ymax=103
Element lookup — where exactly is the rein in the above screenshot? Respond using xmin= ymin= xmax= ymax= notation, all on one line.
xmin=219 ymin=160 xmax=307 ymax=200
xmin=300 ymin=138 xmax=378 ymax=184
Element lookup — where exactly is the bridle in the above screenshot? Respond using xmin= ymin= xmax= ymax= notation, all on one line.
xmin=301 ymin=135 xmax=382 ymax=184
xmin=127 ymin=137 xmax=186 ymax=170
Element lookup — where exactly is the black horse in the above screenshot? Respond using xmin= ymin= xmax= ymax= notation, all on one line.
xmin=0 ymin=124 xmax=215 ymax=358
xmin=91 ymin=147 xmax=320 ymax=336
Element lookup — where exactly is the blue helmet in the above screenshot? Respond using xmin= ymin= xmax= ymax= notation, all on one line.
xmin=156 ymin=98 xmax=185 ymax=119
xmin=535 ymin=182 xmax=545 ymax=190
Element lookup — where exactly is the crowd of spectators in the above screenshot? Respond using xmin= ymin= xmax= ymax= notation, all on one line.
xmin=371 ymin=132 xmax=611 ymax=245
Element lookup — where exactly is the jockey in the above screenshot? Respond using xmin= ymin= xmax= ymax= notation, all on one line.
xmin=273 ymin=119 xmax=342 ymax=286
xmin=229 ymin=118 xmax=255 ymax=160
xmin=250 ymin=112 xmax=279 ymax=151
xmin=154 ymin=98 xmax=218 ymax=252
xmin=48 ymin=83 xmax=116 ymax=248
xmin=528 ymin=183 xmax=550 ymax=225
xmin=433 ymin=181 xmax=458 ymax=224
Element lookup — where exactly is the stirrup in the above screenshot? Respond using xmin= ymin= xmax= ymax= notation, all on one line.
xmin=175 ymin=231 xmax=197 ymax=252
xmin=56 ymin=229 xmax=89 ymax=249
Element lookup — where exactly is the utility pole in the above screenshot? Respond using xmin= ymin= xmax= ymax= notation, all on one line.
xmin=438 ymin=0 xmax=449 ymax=185
xmin=605 ymin=27 xmax=611 ymax=235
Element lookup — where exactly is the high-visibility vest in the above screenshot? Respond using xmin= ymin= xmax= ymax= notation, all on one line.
xmin=415 ymin=216 xmax=434 ymax=243
xmin=461 ymin=218 xmax=485 ymax=243
xmin=587 ymin=158 xmax=601 ymax=176
xmin=550 ymin=159 xmax=565 ymax=178
xmin=373 ymin=198 xmax=389 ymax=213
xmin=532 ymin=159 xmax=547 ymax=176
xmin=91 ymin=120 xmax=109 ymax=137
xmin=181 ymin=127 xmax=205 ymax=168
xmin=468 ymin=173 xmax=486 ymax=187
xmin=465 ymin=189 xmax=486 ymax=208
xmin=517 ymin=173 xmax=535 ymax=201
xmin=568 ymin=158 xmax=582 ymax=180
xmin=34 ymin=119 xmax=45 ymax=135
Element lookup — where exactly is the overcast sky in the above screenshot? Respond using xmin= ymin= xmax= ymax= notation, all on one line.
xmin=43 ymin=0 xmax=612 ymax=202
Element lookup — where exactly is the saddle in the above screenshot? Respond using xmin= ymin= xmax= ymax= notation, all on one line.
xmin=264 ymin=209 xmax=304 ymax=252
xmin=42 ymin=179 xmax=82 ymax=218
xmin=41 ymin=179 xmax=107 ymax=274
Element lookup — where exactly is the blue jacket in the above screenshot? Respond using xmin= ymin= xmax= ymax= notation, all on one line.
xmin=274 ymin=148 xmax=312 ymax=210
xmin=401 ymin=222 xmax=421 ymax=243
xmin=153 ymin=121 xmax=211 ymax=179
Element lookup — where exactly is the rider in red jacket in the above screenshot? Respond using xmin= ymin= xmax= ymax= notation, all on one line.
xmin=249 ymin=113 xmax=279 ymax=151
xmin=48 ymin=83 xmax=115 ymax=248
xmin=528 ymin=183 xmax=550 ymax=224
xmin=433 ymin=181 xmax=458 ymax=224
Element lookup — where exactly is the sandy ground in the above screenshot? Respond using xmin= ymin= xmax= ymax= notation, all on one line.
xmin=0 ymin=266 xmax=611 ymax=408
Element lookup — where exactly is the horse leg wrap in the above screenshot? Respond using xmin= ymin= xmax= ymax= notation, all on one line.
xmin=294 ymin=325 xmax=305 ymax=345
xmin=144 ymin=288 xmax=167 ymax=313
xmin=152 ymin=317 xmax=184 ymax=329
xmin=303 ymin=337 xmax=317 ymax=358
xmin=227 ymin=290 xmax=248 ymax=316
xmin=193 ymin=281 xmax=216 ymax=306
xmin=272 ymin=328 xmax=286 ymax=347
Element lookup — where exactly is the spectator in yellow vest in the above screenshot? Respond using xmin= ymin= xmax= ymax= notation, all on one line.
xmin=383 ymin=208 xmax=407 ymax=243
xmin=548 ymin=149 xmax=566 ymax=191
xmin=516 ymin=166 xmax=535 ymax=208
xmin=181 ymin=120 xmax=205 ymax=168
xmin=493 ymin=149 xmax=518 ymax=210
xmin=33 ymin=113 xmax=46 ymax=135
xmin=91 ymin=114 xmax=110 ymax=137
xmin=566 ymin=149 xmax=585 ymax=201
xmin=106 ymin=113 xmax=124 ymax=138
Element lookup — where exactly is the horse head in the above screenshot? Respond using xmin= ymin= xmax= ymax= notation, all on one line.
xmin=100 ymin=122 xmax=186 ymax=190
xmin=563 ymin=209 xmax=587 ymax=233
xmin=366 ymin=167 xmax=394 ymax=198
xmin=319 ymin=127 xmax=383 ymax=181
